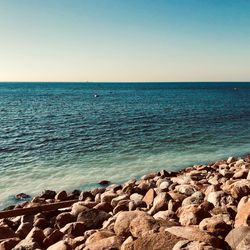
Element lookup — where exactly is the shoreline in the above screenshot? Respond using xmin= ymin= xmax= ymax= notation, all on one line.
xmin=1 ymin=154 xmax=250 ymax=249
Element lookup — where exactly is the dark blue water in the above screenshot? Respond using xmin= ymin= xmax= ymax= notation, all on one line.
xmin=1 ymin=82 xmax=250 ymax=208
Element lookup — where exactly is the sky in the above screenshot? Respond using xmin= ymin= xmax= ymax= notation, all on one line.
xmin=0 ymin=0 xmax=250 ymax=82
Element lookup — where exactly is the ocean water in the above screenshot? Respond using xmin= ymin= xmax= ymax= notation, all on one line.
xmin=1 ymin=82 xmax=250 ymax=208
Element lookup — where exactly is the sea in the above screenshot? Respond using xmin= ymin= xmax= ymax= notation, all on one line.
xmin=1 ymin=82 xmax=250 ymax=208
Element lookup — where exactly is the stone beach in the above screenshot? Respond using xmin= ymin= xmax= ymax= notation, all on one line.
xmin=1 ymin=155 xmax=250 ymax=249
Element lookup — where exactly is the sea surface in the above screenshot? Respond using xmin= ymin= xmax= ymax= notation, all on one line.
xmin=1 ymin=82 xmax=250 ymax=208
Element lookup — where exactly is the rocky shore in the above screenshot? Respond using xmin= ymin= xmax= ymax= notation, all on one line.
xmin=1 ymin=155 xmax=250 ymax=249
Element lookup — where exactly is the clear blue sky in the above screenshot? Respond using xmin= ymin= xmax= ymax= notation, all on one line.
xmin=0 ymin=0 xmax=250 ymax=82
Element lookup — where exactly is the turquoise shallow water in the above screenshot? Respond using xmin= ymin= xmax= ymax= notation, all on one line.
xmin=0 ymin=82 xmax=250 ymax=208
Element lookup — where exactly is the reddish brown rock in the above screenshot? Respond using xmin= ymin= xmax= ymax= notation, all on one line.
xmin=114 ymin=211 xmax=146 ymax=237
xmin=60 ymin=222 xmax=86 ymax=237
xmin=43 ymin=229 xmax=64 ymax=248
xmin=77 ymin=209 xmax=110 ymax=229
xmin=165 ymin=226 xmax=224 ymax=248
xmin=122 ymin=231 xmax=184 ymax=250
xmin=47 ymin=240 xmax=72 ymax=250
xmin=55 ymin=191 xmax=68 ymax=201
xmin=55 ymin=212 xmax=76 ymax=229
xmin=0 ymin=238 xmax=20 ymax=250
xmin=0 ymin=226 xmax=16 ymax=240
xmin=83 ymin=236 xmax=123 ymax=250
xmin=235 ymin=196 xmax=250 ymax=227
xmin=142 ymin=188 xmax=155 ymax=206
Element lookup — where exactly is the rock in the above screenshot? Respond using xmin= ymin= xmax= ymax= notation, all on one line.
xmin=15 ymin=193 xmax=31 ymax=200
xmin=79 ymin=191 xmax=95 ymax=201
xmin=43 ymin=229 xmax=64 ymax=248
xmin=142 ymin=188 xmax=155 ymax=206
xmin=148 ymin=192 xmax=169 ymax=215
xmin=94 ymin=202 xmax=113 ymax=213
xmin=159 ymin=181 xmax=171 ymax=191
xmin=0 ymin=238 xmax=20 ymax=250
xmin=233 ymin=169 xmax=248 ymax=179
xmin=47 ymin=240 xmax=72 ymax=250
xmin=123 ymin=231 xmax=184 ymax=250
xmin=229 ymin=180 xmax=250 ymax=199
xmin=129 ymin=213 xmax=159 ymax=238
xmin=199 ymin=214 xmax=231 ymax=236
xmin=55 ymin=191 xmax=68 ymax=201
xmin=71 ymin=202 xmax=89 ymax=216
xmin=77 ymin=209 xmax=110 ymax=229
xmin=85 ymin=230 xmax=115 ymax=245
xmin=111 ymin=194 xmax=129 ymax=207
xmin=175 ymin=185 xmax=196 ymax=196
xmin=100 ymin=191 xmax=118 ymax=203
xmin=114 ymin=211 xmax=145 ymax=237
xmin=60 ymin=222 xmax=86 ymax=237
xmin=130 ymin=193 xmax=143 ymax=204
xmin=25 ymin=227 xmax=45 ymax=246
xmin=40 ymin=190 xmax=56 ymax=199
xmin=121 ymin=236 xmax=133 ymax=250
xmin=33 ymin=218 xmax=50 ymax=230
xmin=113 ymin=200 xmax=130 ymax=214
xmin=206 ymin=191 xmax=225 ymax=207
xmin=15 ymin=222 xmax=33 ymax=239
xmin=225 ymin=226 xmax=250 ymax=250
xmin=55 ymin=212 xmax=75 ymax=229
xmin=98 ymin=180 xmax=110 ymax=186
xmin=227 ymin=156 xmax=237 ymax=164
xmin=235 ymin=196 xmax=250 ymax=227
xmin=166 ymin=226 xmax=224 ymax=248
xmin=0 ymin=226 xmax=16 ymax=240
xmin=172 ymin=240 xmax=218 ymax=250
xmin=177 ymin=204 xmax=209 ymax=226
xmin=13 ymin=239 xmax=40 ymax=250
xmin=83 ymin=236 xmax=123 ymax=250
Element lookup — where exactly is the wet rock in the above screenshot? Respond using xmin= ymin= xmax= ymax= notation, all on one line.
xmin=98 ymin=180 xmax=110 ymax=186
xmin=55 ymin=191 xmax=68 ymax=201
xmin=227 ymin=156 xmax=237 ymax=164
xmin=40 ymin=190 xmax=56 ymax=199
xmin=15 ymin=193 xmax=31 ymax=200
xmin=77 ymin=209 xmax=111 ymax=229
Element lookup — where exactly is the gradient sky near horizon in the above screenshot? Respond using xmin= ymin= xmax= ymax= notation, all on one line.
xmin=0 ymin=0 xmax=250 ymax=82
